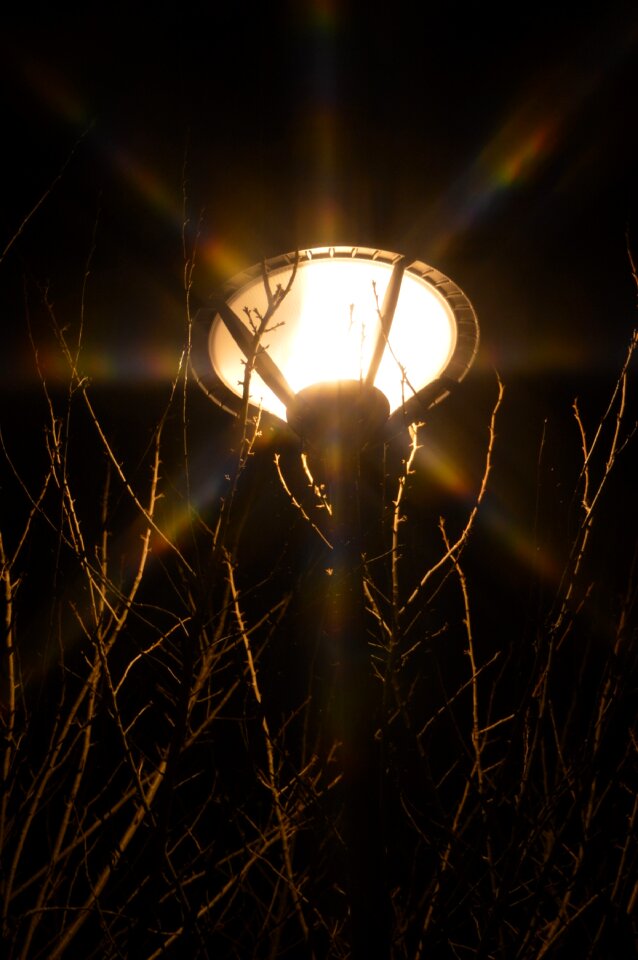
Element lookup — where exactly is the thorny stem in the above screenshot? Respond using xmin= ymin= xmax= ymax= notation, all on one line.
xmin=225 ymin=552 xmax=311 ymax=948
xmin=46 ymin=760 xmax=168 ymax=960
xmin=212 ymin=258 xmax=299 ymax=560
xmin=439 ymin=520 xmax=485 ymax=795
xmin=274 ymin=453 xmax=333 ymax=549
xmin=0 ymin=127 xmax=93 ymax=266
xmin=0 ymin=534 xmax=17 ymax=859
xmin=301 ymin=451 xmax=332 ymax=516
xmin=402 ymin=376 xmax=504 ymax=612
xmin=553 ymin=360 xmax=631 ymax=637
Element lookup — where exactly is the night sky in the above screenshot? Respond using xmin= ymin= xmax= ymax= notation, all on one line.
xmin=3 ymin=4 xmax=638 ymax=359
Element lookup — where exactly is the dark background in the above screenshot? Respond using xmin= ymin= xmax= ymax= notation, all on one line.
xmin=2 ymin=3 xmax=637 ymax=350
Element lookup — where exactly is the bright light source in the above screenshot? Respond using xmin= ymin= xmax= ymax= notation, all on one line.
xmin=199 ymin=246 xmax=479 ymax=430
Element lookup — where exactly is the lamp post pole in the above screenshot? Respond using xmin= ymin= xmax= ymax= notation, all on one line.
xmin=288 ymin=382 xmax=391 ymax=958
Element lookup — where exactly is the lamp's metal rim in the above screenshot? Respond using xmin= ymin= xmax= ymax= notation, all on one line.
xmin=191 ymin=245 xmax=479 ymax=436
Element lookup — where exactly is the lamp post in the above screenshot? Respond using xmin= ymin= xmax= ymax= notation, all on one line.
xmin=192 ymin=245 xmax=479 ymax=957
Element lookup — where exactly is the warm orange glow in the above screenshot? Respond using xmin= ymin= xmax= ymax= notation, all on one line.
xmin=209 ymin=252 xmax=458 ymax=421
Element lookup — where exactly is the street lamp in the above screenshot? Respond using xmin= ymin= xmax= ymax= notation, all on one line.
xmin=192 ymin=244 xmax=479 ymax=958
xmin=194 ymin=245 xmax=478 ymax=440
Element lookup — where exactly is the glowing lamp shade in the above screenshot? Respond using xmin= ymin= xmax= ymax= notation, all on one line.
xmin=198 ymin=246 xmax=479 ymax=430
